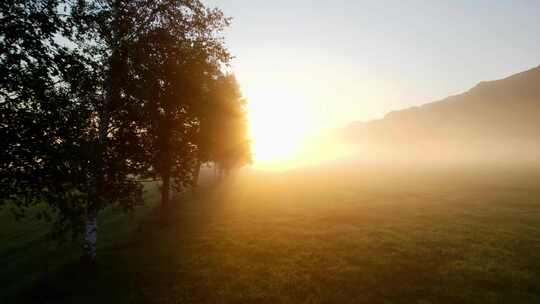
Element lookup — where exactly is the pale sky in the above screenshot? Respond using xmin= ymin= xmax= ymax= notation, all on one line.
xmin=207 ymin=0 xmax=540 ymax=125
xmin=205 ymin=0 xmax=540 ymax=168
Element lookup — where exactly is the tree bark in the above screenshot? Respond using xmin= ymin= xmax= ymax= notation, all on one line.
xmin=192 ymin=160 xmax=202 ymax=191
xmin=160 ymin=86 xmax=173 ymax=211
xmin=83 ymin=210 xmax=98 ymax=261
xmin=85 ymin=0 xmax=120 ymax=262
xmin=161 ymin=172 xmax=170 ymax=212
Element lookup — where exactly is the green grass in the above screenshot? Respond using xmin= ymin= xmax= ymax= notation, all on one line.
xmin=2 ymin=166 xmax=540 ymax=303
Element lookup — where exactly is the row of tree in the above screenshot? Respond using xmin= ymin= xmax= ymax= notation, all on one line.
xmin=0 ymin=0 xmax=250 ymax=260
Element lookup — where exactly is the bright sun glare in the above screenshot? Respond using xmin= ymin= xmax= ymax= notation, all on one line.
xmin=246 ymin=87 xmax=355 ymax=171
xmin=247 ymin=88 xmax=314 ymax=170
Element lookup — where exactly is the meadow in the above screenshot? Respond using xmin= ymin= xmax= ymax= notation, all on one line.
xmin=2 ymin=164 xmax=540 ymax=303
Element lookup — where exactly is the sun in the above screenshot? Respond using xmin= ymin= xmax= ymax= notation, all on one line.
xmin=246 ymin=88 xmax=313 ymax=170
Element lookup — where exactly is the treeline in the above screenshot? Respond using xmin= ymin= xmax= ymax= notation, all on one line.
xmin=0 ymin=0 xmax=250 ymax=260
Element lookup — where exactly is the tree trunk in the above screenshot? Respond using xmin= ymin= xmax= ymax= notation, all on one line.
xmin=192 ymin=160 xmax=202 ymax=191
xmin=161 ymin=172 xmax=170 ymax=212
xmin=83 ymin=211 xmax=98 ymax=261
xmin=160 ymin=90 xmax=173 ymax=212
xmin=86 ymin=0 xmax=120 ymax=262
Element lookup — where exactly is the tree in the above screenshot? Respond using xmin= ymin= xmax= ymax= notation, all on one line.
xmin=1 ymin=0 xmax=97 ymax=241
xmin=0 ymin=0 xmax=244 ymax=259
xmin=0 ymin=0 xmax=147 ymax=261
xmin=193 ymin=74 xmax=251 ymax=185
xmin=70 ymin=0 xmax=147 ymax=259
xmin=125 ymin=0 xmax=232 ymax=210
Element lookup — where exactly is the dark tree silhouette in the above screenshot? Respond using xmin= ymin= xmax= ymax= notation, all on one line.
xmin=193 ymin=74 xmax=251 ymax=185
xmin=0 ymin=0 xmax=188 ymax=260
xmin=0 ymin=0 xmax=247 ymax=259
xmin=124 ymin=0 xmax=231 ymax=211
xmin=0 ymin=0 xmax=146 ymax=260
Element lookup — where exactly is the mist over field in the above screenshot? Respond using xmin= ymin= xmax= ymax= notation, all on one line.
xmin=4 ymin=56 xmax=540 ymax=304
xmin=2 ymin=1 xmax=540 ymax=303
xmin=329 ymin=66 xmax=540 ymax=167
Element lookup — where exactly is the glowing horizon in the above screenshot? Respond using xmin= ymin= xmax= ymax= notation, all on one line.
xmin=245 ymin=86 xmax=355 ymax=170
xmin=246 ymin=87 xmax=315 ymax=169
xmin=207 ymin=0 xmax=540 ymax=169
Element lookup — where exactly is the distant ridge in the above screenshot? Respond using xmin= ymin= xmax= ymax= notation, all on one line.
xmin=345 ymin=65 xmax=540 ymax=162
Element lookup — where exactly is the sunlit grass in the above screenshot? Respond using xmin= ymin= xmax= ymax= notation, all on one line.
xmin=2 ymin=166 xmax=540 ymax=303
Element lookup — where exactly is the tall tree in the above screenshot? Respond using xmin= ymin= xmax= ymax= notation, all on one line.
xmin=1 ymin=0 xmax=96 ymax=240
xmin=125 ymin=0 xmax=232 ymax=210
xmin=1 ymin=0 xmax=242 ymax=259
xmin=0 ymin=0 xmax=147 ymax=261
xmin=60 ymin=0 xmax=153 ymax=260
xmin=193 ymin=74 xmax=251 ymax=185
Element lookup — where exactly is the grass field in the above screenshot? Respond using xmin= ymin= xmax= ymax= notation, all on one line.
xmin=2 ymin=165 xmax=540 ymax=303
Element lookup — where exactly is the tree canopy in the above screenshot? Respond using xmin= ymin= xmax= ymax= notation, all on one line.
xmin=195 ymin=74 xmax=251 ymax=179
xmin=0 ymin=0 xmax=251 ymax=259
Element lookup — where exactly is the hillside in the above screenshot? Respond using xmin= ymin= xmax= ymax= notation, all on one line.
xmin=345 ymin=66 xmax=540 ymax=163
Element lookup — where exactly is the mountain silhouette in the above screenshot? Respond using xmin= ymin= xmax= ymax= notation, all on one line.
xmin=345 ymin=65 xmax=540 ymax=163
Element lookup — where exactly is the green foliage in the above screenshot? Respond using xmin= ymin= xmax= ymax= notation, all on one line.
xmin=122 ymin=0 xmax=234 ymax=203
xmin=1 ymin=0 xmax=250 ymax=239
xmin=0 ymin=0 xmax=110 ymax=237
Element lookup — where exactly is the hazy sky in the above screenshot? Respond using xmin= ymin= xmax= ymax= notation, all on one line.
xmin=206 ymin=0 xmax=540 ymax=129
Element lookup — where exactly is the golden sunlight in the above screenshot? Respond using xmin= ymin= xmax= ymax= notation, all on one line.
xmin=246 ymin=88 xmax=314 ymax=170
xmin=245 ymin=86 xmax=356 ymax=171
